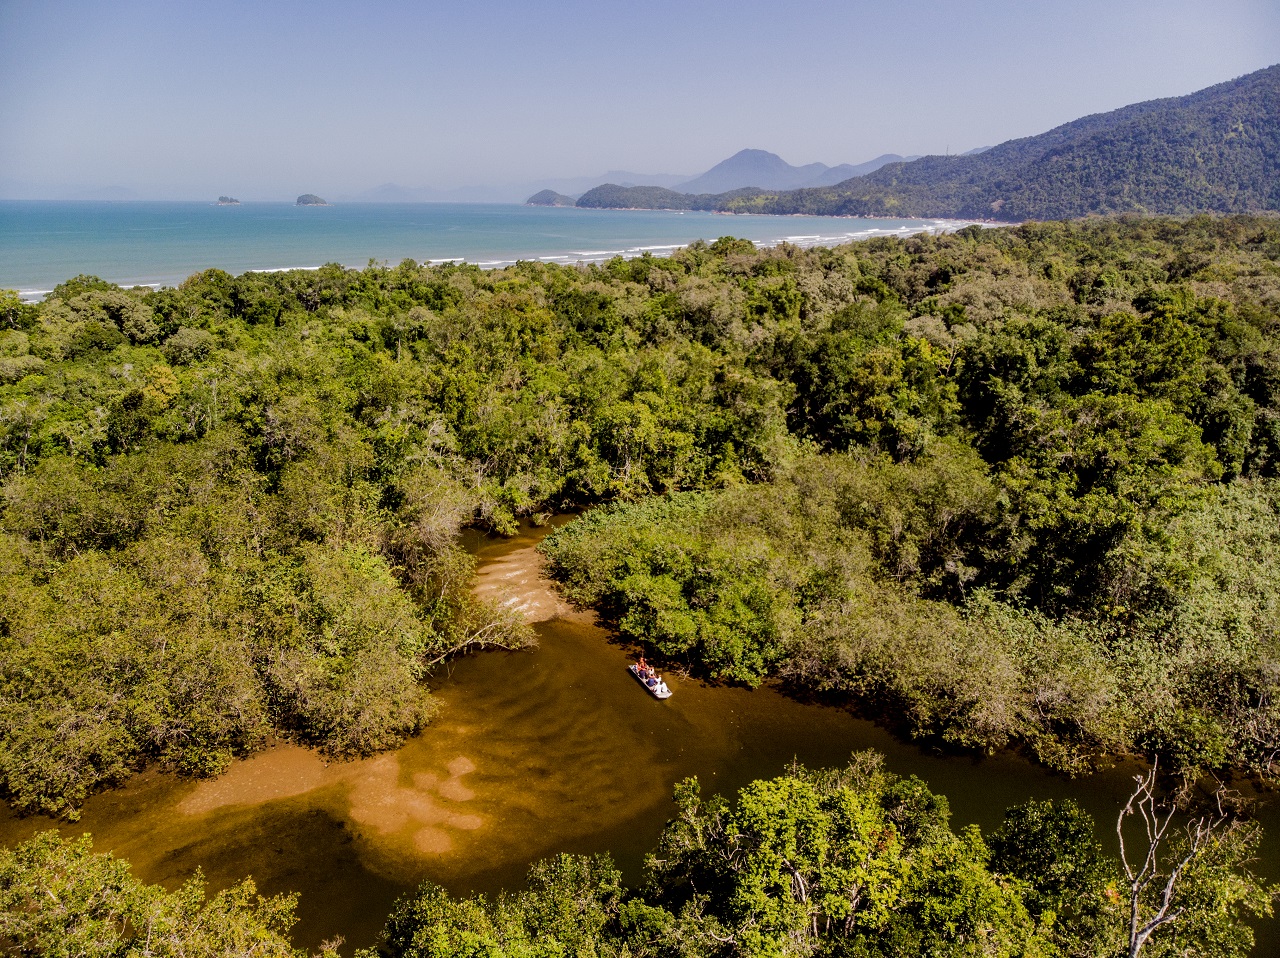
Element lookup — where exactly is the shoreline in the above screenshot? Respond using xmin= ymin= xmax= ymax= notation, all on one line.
xmin=577 ymin=204 xmax=1012 ymax=226
xmin=4 ymin=206 xmax=992 ymax=302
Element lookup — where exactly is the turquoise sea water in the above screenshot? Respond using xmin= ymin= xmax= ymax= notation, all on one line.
xmin=0 ymin=201 xmax=977 ymax=298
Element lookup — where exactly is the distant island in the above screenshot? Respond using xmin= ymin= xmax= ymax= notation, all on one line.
xmin=525 ymin=189 xmax=577 ymax=207
xmin=216 ymin=195 xmax=240 ymax=206
xmin=296 ymin=193 xmax=328 ymax=206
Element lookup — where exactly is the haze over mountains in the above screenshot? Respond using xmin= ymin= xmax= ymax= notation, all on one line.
xmin=355 ymin=149 xmax=917 ymax=205
xmin=578 ymin=64 xmax=1280 ymax=220
xmin=670 ymin=149 xmax=918 ymax=194
xmin=349 ymin=170 xmax=691 ymax=204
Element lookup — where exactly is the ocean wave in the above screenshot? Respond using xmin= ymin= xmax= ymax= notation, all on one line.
xmin=416 ymin=223 xmax=983 ymax=273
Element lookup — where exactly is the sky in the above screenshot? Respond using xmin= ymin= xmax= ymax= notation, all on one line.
xmin=1 ymin=0 xmax=1277 ymax=201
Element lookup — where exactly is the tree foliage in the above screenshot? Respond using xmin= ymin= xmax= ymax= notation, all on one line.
xmin=367 ymin=757 xmax=1275 ymax=958
xmin=0 ymin=830 xmax=328 ymax=957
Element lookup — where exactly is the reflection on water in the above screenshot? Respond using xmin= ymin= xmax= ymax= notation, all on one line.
xmin=2 ymin=517 xmax=1276 ymax=953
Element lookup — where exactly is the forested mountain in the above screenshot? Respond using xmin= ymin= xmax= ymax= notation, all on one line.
xmin=584 ymin=64 xmax=1280 ymax=220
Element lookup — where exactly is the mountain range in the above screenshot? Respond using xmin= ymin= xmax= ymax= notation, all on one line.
xmin=670 ymin=149 xmax=918 ymax=194
xmin=522 ymin=151 xmax=917 ymax=206
xmin=578 ymin=64 xmax=1280 ymax=221
xmin=359 ymin=150 xmax=917 ymax=206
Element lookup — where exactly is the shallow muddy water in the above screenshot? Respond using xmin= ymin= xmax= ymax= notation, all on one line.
xmin=3 ymin=517 xmax=1277 ymax=953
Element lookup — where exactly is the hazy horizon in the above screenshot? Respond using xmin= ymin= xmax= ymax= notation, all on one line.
xmin=2 ymin=0 xmax=1278 ymax=202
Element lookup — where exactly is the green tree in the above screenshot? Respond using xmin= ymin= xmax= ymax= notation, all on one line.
xmin=0 ymin=831 xmax=325 ymax=957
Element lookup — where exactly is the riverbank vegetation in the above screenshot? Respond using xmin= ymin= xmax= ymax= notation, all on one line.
xmin=3 ymin=215 xmax=1280 ymax=817
xmin=541 ymin=457 xmax=1280 ymax=777
xmin=3 ymin=757 xmax=1273 ymax=957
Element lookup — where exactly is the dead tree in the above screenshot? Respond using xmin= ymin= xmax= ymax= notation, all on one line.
xmin=1116 ymin=761 xmax=1231 ymax=958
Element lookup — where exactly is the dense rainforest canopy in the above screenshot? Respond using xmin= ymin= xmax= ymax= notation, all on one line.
xmin=3 ymin=214 xmax=1280 ymax=954
xmin=3 ymin=216 xmax=1280 ymax=818
xmin=577 ymin=63 xmax=1280 ymax=220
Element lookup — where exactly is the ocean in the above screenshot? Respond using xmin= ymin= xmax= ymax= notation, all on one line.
xmin=0 ymin=201 xmax=979 ymax=299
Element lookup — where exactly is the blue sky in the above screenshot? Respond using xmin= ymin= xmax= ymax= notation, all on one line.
xmin=1 ymin=0 xmax=1277 ymax=199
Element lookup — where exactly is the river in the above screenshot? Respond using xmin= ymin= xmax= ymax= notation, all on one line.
xmin=2 ymin=517 xmax=1276 ymax=953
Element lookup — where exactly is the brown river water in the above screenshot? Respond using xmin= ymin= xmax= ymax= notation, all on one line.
xmin=3 ymin=517 xmax=1277 ymax=953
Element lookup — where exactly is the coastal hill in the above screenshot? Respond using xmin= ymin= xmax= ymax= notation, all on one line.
xmin=674 ymin=148 xmax=913 ymax=193
xmin=525 ymin=189 xmax=577 ymax=207
xmin=575 ymin=183 xmax=764 ymax=211
xmin=581 ymin=63 xmax=1280 ymax=220
xmin=296 ymin=193 xmax=328 ymax=206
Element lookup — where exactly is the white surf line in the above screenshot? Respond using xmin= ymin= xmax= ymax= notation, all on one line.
xmin=416 ymin=223 xmax=985 ymax=272
xmin=17 ymin=281 xmax=167 ymax=302
xmin=10 ymin=221 xmax=991 ymax=302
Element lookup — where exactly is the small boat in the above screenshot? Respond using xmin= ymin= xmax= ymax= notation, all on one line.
xmin=628 ymin=663 xmax=672 ymax=699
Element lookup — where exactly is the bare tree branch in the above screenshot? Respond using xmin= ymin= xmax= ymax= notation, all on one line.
xmin=1117 ymin=760 xmax=1233 ymax=958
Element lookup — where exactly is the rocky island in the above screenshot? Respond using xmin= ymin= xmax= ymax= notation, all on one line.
xmin=216 ymin=195 xmax=240 ymax=205
xmin=295 ymin=193 xmax=328 ymax=206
